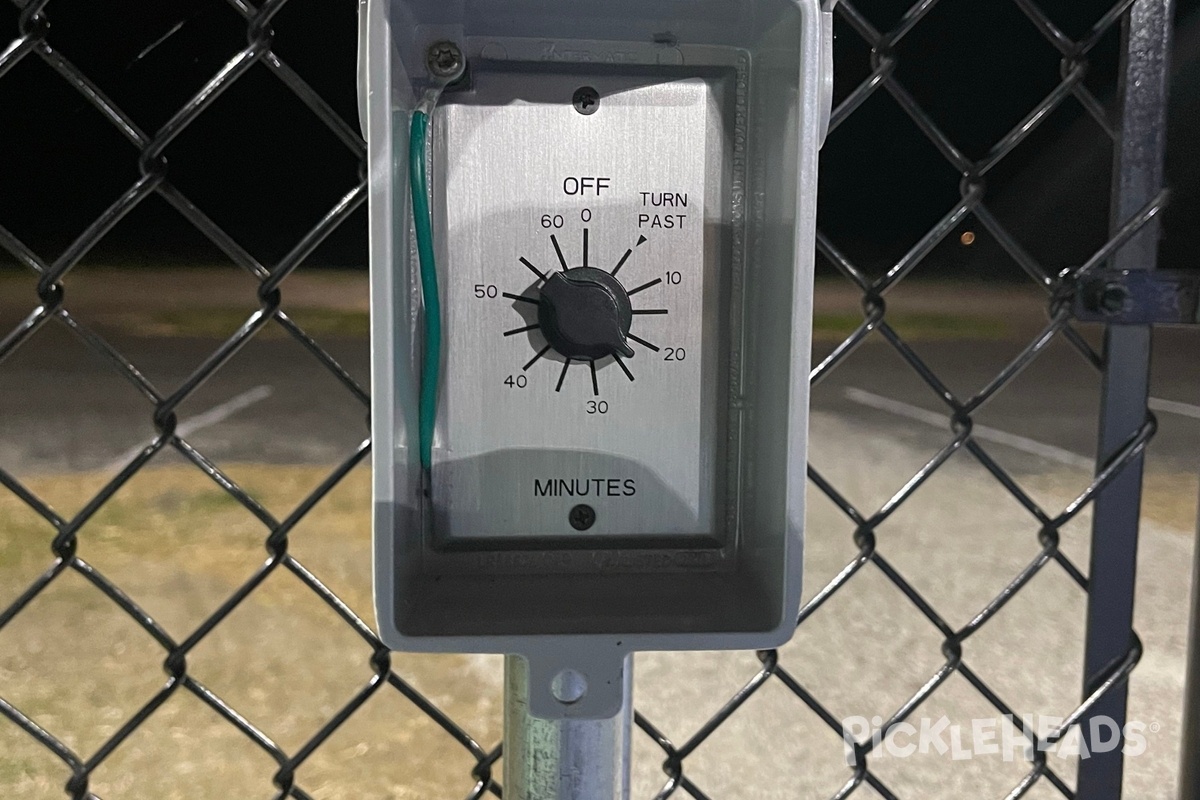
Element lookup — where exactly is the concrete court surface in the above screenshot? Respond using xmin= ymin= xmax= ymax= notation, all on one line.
xmin=0 ymin=269 xmax=1197 ymax=798
xmin=631 ymin=409 xmax=1196 ymax=799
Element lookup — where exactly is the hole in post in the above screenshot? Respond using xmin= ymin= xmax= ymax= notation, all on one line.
xmin=551 ymin=669 xmax=588 ymax=704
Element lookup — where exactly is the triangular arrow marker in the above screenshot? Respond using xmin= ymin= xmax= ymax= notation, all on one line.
xmin=637 ymin=236 xmax=647 ymax=247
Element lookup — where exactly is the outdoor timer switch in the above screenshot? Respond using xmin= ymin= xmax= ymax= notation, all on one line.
xmin=363 ymin=0 xmax=834 ymax=719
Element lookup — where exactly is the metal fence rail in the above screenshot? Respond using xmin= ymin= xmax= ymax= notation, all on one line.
xmin=0 ymin=1 xmax=1176 ymax=798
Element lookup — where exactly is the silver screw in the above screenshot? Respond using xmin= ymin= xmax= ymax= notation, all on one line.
xmin=426 ymin=41 xmax=465 ymax=81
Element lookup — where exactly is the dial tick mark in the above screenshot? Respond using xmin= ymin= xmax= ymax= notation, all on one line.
xmin=612 ymin=236 xmax=647 ymax=276
xmin=523 ymin=344 xmax=552 ymax=371
xmin=627 ymin=333 xmax=660 ymax=352
xmin=614 ymin=354 xmax=635 ymax=382
xmin=551 ymin=235 xmax=569 ymax=270
xmin=555 ymin=358 xmax=572 ymax=392
xmin=520 ymin=257 xmax=547 ymax=282
xmin=612 ymin=249 xmax=633 ymax=276
xmin=504 ymin=292 xmax=539 ymax=305
xmin=627 ymin=278 xmax=662 ymax=297
xmin=504 ymin=323 xmax=540 ymax=337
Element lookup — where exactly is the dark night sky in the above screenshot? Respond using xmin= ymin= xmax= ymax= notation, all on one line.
xmin=0 ymin=0 xmax=1195 ymax=276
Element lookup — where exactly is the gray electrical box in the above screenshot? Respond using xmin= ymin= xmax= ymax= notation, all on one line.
xmin=363 ymin=0 xmax=833 ymax=719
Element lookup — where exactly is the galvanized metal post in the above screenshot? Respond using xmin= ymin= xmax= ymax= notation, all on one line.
xmin=504 ymin=655 xmax=633 ymax=800
xmin=1078 ymin=1 xmax=1174 ymax=797
xmin=1183 ymin=494 xmax=1200 ymax=800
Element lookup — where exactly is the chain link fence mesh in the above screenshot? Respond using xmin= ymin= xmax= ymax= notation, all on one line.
xmin=0 ymin=0 xmax=1177 ymax=798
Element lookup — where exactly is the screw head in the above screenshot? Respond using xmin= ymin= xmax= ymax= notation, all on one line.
xmin=573 ymin=86 xmax=600 ymax=116
xmin=426 ymin=41 xmax=465 ymax=80
xmin=568 ymin=504 xmax=597 ymax=531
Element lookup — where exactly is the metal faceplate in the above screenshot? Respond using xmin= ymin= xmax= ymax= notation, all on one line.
xmin=431 ymin=69 xmax=732 ymax=541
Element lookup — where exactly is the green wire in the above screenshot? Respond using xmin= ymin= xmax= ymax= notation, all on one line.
xmin=409 ymin=109 xmax=440 ymax=472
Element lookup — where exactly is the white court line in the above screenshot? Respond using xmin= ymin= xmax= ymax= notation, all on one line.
xmin=1149 ymin=397 xmax=1200 ymax=421
xmin=843 ymin=387 xmax=1095 ymax=470
xmin=107 ymin=385 xmax=274 ymax=472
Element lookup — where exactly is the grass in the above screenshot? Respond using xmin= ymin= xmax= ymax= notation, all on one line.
xmin=107 ymin=307 xmax=372 ymax=339
xmin=0 ymin=267 xmax=372 ymax=341
xmin=812 ymin=311 xmax=1010 ymax=342
xmin=0 ymin=464 xmax=503 ymax=800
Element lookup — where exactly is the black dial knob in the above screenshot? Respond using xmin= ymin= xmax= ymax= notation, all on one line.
xmin=538 ymin=267 xmax=635 ymax=361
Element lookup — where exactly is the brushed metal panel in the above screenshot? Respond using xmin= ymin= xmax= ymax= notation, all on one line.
xmin=430 ymin=68 xmax=732 ymax=540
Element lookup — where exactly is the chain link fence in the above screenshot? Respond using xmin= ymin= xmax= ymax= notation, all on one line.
xmin=0 ymin=0 xmax=1184 ymax=798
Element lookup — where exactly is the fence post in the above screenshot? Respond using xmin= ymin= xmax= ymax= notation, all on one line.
xmin=1078 ymin=1 xmax=1174 ymax=797
xmin=1182 ymin=484 xmax=1200 ymax=800
xmin=503 ymin=655 xmax=633 ymax=800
